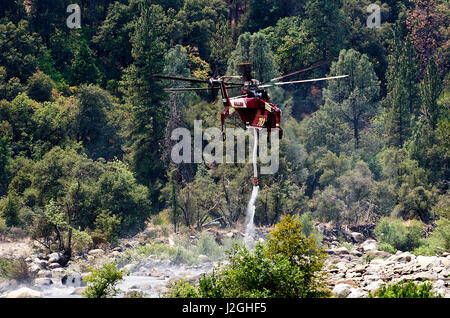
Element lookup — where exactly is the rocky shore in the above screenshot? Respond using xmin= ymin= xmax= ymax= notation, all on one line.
xmin=0 ymin=227 xmax=449 ymax=298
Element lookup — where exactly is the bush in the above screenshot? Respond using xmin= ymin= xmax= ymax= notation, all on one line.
xmin=196 ymin=232 xmax=223 ymax=260
xmin=413 ymin=218 xmax=450 ymax=256
xmin=82 ymin=263 xmax=126 ymax=298
xmin=26 ymin=71 xmax=54 ymax=102
xmin=166 ymin=215 xmax=329 ymax=298
xmin=374 ymin=218 xmax=423 ymax=252
xmin=377 ymin=242 xmax=397 ymax=254
xmin=0 ymin=257 xmax=35 ymax=282
xmin=165 ymin=279 xmax=200 ymax=298
xmin=369 ymin=280 xmax=441 ymax=298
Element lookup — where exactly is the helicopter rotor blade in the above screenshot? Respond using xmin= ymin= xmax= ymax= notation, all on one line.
xmin=269 ymin=60 xmax=331 ymax=82
xmin=165 ymin=84 xmax=243 ymax=92
xmin=152 ymin=74 xmax=209 ymax=84
xmin=259 ymin=75 xmax=349 ymax=88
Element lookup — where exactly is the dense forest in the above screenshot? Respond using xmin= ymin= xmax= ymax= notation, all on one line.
xmin=0 ymin=0 xmax=448 ymax=263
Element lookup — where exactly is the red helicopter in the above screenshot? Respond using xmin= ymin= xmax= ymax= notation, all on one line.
xmin=153 ymin=62 xmax=348 ymax=139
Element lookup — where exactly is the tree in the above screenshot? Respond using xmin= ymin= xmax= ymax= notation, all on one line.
xmin=167 ymin=214 xmax=328 ymax=298
xmin=240 ymin=0 xmax=304 ymax=33
xmin=0 ymin=20 xmax=42 ymax=82
xmin=324 ymin=49 xmax=380 ymax=148
xmin=70 ymin=39 xmax=101 ymax=86
xmin=74 ymin=84 xmax=122 ymax=160
xmin=419 ymin=57 xmax=443 ymax=130
xmin=301 ymin=0 xmax=348 ymax=62
xmin=122 ymin=4 xmax=168 ymax=211
xmin=406 ymin=0 xmax=447 ymax=77
xmin=26 ymin=71 xmax=54 ymax=102
xmin=0 ymin=136 xmax=11 ymax=196
xmin=175 ymin=0 xmax=228 ymax=60
xmin=385 ymin=9 xmax=420 ymax=147
xmin=227 ymin=32 xmax=279 ymax=82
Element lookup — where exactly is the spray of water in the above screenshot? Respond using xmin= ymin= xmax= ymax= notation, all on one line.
xmin=244 ymin=128 xmax=259 ymax=247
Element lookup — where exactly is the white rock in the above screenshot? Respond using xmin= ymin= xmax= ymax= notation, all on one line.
xmin=370 ymin=258 xmax=385 ymax=265
xmin=391 ymin=251 xmax=414 ymax=263
xmin=336 ymin=261 xmax=348 ymax=272
xmin=34 ymin=278 xmax=53 ymax=286
xmin=48 ymin=252 xmax=60 ymax=263
xmin=332 ymin=284 xmax=353 ymax=298
xmin=225 ymin=232 xmax=234 ymax=238
xmin=88 ymin=249 xmax=105 ymax=256
xmin=0 ymin=287 xmax=42 ymax=298
xmin=364 ymin=280 xmax=384 ymax=292
xmin=416 ymin=256 xmax=436 ymax=270
xmin=361 ymin=240 xmax=377 ymax=252
xmin=123 ymin=264 xmax=136 ymax=273
xmin=347 ymin=288 xmax=367 ymax=298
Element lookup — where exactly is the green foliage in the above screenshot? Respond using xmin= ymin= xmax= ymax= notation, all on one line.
xmin=324 ymin=49 xmax=380 ymax=148
xmin=165 ymin=279 xmax=200 ymax=298
xmin=167 ymin=215 xmax=329 ymax=298
xmin=374 ymin=217 xmax=423 ymax=252
xmin=82 ymin=263 xmax=126 ymax=298
xmin=70 ymin=39 xmax=101 ymax=86
xmin=0 ymin=20 xmax=42 ymax=82
xmin=369 ymin=280 xmax=441 ymax=298
xmin=0 ymin=257 xmax=35 ymax=282
xmin=413 ymin=217 xmax=450 ymax=256
xmin=0 ymin=135 xmax=11 ymax=195
xmin=26 ymin=71 xmax=54 ymax=103
xmin=227 ymin=32 xmax=279 ymax=82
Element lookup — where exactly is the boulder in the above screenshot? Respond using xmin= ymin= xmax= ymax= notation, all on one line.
xmin=332 ymin=284 xmax=353 ymax=298
xmin=70 ymin=287 xmax=86 ymax=295
xmin=347 ymin=288 xmax=367 ymax=298
xmin=48 ymin=262 xmax=61 ymax=269
xmin=333 ymin=247 xmax=351 ymax=255
xmin=48 ymin=252 xmax=60 ymax=264
xmin=37 ymin=270 xmax=52 ymax=278
xmin=61 ymin=272 xmax=83 ymax=287
xmin=416 ymin=256 xmax=436 ymax=270
xmin=34 ymin=277 xmax=53 ymax=287
xmin=88 ymin=249 xmax=105 ymax=256
xmin=391 ymin=251 xmax=414 ymax=263
xmin=361 ymin=240 xmax=377 ymax=252
xmin=351 ymin=232 xmax=365 ymax=243
xmin=0 ymin=287 xmax=42 ymax=298
xmin=364 ymin=280 xmax=384 ymax=292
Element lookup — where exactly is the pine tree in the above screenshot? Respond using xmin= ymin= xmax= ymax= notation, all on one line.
xmin=324 ymin=49 xmax=380 ymax=148
xmin=71 ymin=39 xmax=101 ymax=85
xmin=385 ymin=10 xmax=420 ymax=147
xmin=227 ymin=32 xmax=278 ymax=82
xmin=122 ymin=3 xmax=168 ymax=212
xmin=406 ymin=0 xmax=446 ymax=77
xmin=420 ymin=57 xmax=442 ymax=130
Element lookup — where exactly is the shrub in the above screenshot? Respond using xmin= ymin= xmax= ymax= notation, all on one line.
xmin=165 ymin=279 xmax=200 ymax=298
xmin=166 ymin=215 xmax=329 ymax=298
xmin=369 ymin=280 xmax=441 ymax=298
xmin=26 ymin=71 xmax=54 ymax=102
xmin=0 ymin=257 xmax=35 ymax=282
xmin=196 ymin=232 xmax=223 ymax=260
xmin=374 ymin=218 xmax=423 ymax=252
xmin=377 ymin=242 xmax=397 ymax=254
xmin=413 ymin=218 xmax=450 ymax=256
xmin=82 ymin=263 xmax=126 ymax=298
